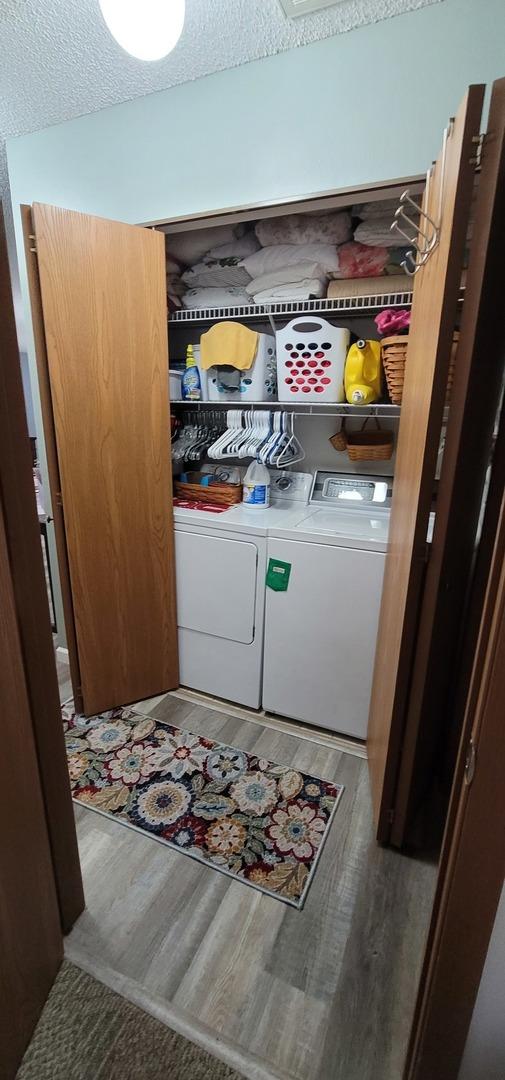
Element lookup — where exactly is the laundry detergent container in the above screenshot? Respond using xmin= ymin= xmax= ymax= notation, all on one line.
xmin=206 ymin=333 xmax=277 ymax=402
xmin=276 ymin=317 xmax=350 ymax=402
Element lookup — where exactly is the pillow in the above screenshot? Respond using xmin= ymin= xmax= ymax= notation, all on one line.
xmin=166 ymin=255 xmax=181 ymax=275
xmin=328 ymin=241 xmax=389 ymax=279
xmin=205 ymin=232 xmax=260 ymax=260
xmin=182 ymin=258 xmax=251 ymax=289
xmin=182 ymin=286 xmax=252 ymax=310
xmin=255 ymin=210 xmax=352 ymax=247
xmin=242 ymin=243 xmax=340 ymax=278
xmin=166 ymin=224 xmax=240 ymax=267
xmin=246 ymin=261 xmax=326 ymax=296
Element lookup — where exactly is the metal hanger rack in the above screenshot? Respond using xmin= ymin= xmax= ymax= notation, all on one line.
xmin=171 ymin=401 xmax=402 ymax=418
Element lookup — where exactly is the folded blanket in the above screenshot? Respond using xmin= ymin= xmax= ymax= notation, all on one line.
xmin=255 ymin=210 xmax=352 ymax=247
xmin=182 ymin=257 xmax=251 ymax=289
xmin=205 ymin=233 xmax=260 ymax=260
xmin=327 ymin=275 xmax=413 ymax=299
xmin=167 ymin=224 xmax=242 ymax=267
xmin=246 ymin=261 xmax=325 ymax=297
xmin=252 ymin=278 xmax=327 ymax=304
xmin=242 ymin=243 xmax=340 ymax=278
xmin=167 ymin=273 xmax=186 ymax=297
xmin=328 ymin=241 xmax=389 ymax=279
xmin=354 ymin=219 xmax=411 ymax=248
xmin=182 ymin=286 xmax=252 ymax=310
xmin=166 ymin=255 xmax=182 ymax=275
xmin=352 ymin=200 xmax=419 ymax=220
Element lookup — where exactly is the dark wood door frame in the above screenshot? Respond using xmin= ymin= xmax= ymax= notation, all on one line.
xmin=392 ymin=77 xmax=505 ymax=847
xmin=405 ymin=399 xmax=505 ymax=1078
xmin=0 ymin=203 xmax=84 ymax=932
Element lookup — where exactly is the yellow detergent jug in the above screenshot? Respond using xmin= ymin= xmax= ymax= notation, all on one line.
xmin=344 ymin=339 xmax=382 ymax=405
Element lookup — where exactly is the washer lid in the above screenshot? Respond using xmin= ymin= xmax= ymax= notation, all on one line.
xmin=295 ymin=507 xmax=390 ymax=548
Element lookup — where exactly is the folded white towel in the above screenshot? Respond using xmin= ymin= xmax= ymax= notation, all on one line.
xmin=246 ymin=261 xmax=325 ymax=297
xmin=182 ymin=286 xmax=252 ymax=310
xmin=252 ymin=278 xmax=327 ymax=305
xmin=242 ymin=243 xmax=340 ymax=278
xmin=354 ymin=219 xmax=411 ymax=248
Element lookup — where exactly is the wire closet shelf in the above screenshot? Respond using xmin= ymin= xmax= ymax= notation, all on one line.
xmin=169 ymin=289 xmax=417 ymax=324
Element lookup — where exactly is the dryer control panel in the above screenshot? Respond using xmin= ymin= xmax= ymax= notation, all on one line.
xmin=310 ymin=471 xmax=393 ymax=510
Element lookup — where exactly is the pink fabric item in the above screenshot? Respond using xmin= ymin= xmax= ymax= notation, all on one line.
xmin=332 ymin=241 xmax=389 ymax=279
xmin=375 ymin=308 xmax=411 ymax=335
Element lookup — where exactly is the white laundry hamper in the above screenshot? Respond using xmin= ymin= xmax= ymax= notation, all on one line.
xmin=276 ymin=317 xmax=350 ymax=402
xmin=206 ymin=332 xmax=277 ymax=402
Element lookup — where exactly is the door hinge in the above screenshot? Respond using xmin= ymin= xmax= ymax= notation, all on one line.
xmin=470 ymin=133 xmax=485 ymax=170
xmin=464 ymin=736 xmax=476 ymax=786
xmin=54 ymin=491 xmax=63 ymax=507
xmin=386 ymin=808 xmax=395 ymax=825
xmin=29 ymin=233 xmax=37 ymax=254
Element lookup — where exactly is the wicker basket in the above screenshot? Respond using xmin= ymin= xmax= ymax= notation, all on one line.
xmin=329 ymin=420 xmax=347 ymax=452
xmin=382 ymin=329 xmax=459 ymax=406
xmin=174 ymin=473 xmax=242 ymax=506
xmin=381 ymin=335 xmax=409 ymax=405
xmin=346 ymin=418 xmax=394 ymax=462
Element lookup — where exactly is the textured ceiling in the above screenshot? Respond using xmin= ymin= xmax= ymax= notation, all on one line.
xmin=0 ymin=0 xmax=440 ymax=345
xmin=0 ymin=0 xmax=439 ymax=192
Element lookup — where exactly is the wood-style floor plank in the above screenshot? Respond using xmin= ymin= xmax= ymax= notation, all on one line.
xmin=60 ymin=667 xmax=436 ymax=1080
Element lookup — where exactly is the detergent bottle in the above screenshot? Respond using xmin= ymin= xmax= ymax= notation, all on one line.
xmin=344 ymin=339 xmax=382 ymax=405
xmin=181 ymin=344 xmax=201 ymax=401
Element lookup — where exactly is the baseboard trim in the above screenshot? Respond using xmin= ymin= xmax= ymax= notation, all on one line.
xmin=171 ymin=686 xmax=367 ymax=760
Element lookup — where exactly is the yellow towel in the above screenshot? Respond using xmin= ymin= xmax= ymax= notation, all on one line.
xmin=200 ymin=321 xmax=259 ymax=371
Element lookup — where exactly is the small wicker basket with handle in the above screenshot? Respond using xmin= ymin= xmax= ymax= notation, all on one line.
xmin=346 ymin=418 xmax=394 ymax=462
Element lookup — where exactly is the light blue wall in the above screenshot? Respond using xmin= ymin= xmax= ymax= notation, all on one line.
xmin=5 ymin=0 xmax=504 ymax=648
xmin=6 ymin=0 xmax=505 ymax=226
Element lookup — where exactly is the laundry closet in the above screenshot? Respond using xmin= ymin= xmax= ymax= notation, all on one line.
xmin=23 ymin=80 xmax=503 ymax=846
xmin=164 ymin=188 xmax=418 ymax=737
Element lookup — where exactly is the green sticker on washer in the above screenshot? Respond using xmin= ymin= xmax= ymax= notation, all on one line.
xmin=266 ymin=558 xmax=292 ymax=592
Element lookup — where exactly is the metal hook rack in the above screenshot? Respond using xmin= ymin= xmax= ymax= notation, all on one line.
xmin=390 ymin=118 xmax=453 ymax=276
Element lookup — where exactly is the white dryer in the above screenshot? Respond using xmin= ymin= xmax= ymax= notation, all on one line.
xmin=173 ymin=471 xmax=312 ymax=709
xmin=262 ymin=471 xmax=392 ymax=739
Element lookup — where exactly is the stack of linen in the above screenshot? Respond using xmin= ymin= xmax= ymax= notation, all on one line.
xmin=168 ymin=201 xmax=417 ymax=311
xmin=166 ymin=225 xmax=259 ymax=310
xmin=353 ymin=199 xmax=420 ymax=248
xmin=242 ymin=210 xmax=352 ymax=304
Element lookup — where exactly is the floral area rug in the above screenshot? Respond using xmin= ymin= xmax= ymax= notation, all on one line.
xmin=63 ymin=702 xmax=344 ymax=908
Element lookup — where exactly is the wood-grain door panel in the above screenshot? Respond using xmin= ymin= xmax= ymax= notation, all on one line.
xmin=0 ymin=501 xmax=63 ymax=1079
xmin=366 ymin=87 xmax=485 ymax=840
xmin=33 ymin=205 xmax=178 ymax=715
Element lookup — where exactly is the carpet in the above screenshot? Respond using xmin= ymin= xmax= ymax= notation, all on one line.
xmin=17 ymin=961 xmax=242 ymax=1080
xmin=63 ymin=700 xmax=343 ymax=908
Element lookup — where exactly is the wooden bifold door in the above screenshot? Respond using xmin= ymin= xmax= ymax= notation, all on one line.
xmin=24 ymin=205 xmax=179 ymax=716
xmin=367 ymin=78 xmax=505 ymax=846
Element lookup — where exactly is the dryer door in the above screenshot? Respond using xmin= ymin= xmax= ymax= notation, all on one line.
xmin=175 ymin=530 xmax=258 ymax=644
xmin=263 ymin=537 xmax=385 ymax=738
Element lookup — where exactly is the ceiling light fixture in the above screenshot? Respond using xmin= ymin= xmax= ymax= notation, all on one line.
xmin=98 ymin=0 xmax=185 ymax=62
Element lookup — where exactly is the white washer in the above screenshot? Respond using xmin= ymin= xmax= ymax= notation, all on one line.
xmin=173 ymin=472 xmax=312 ymax=708
xmin=262 ymin=471 xmax=392 ymax=739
